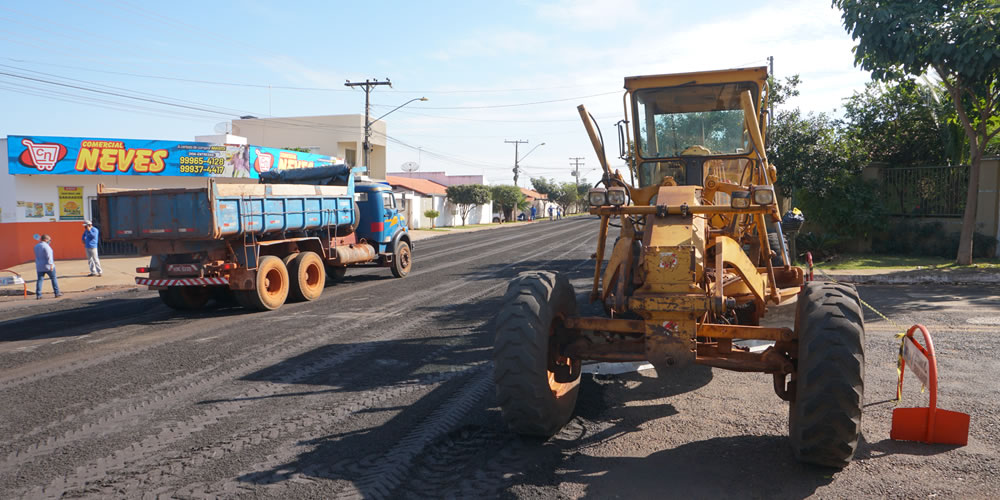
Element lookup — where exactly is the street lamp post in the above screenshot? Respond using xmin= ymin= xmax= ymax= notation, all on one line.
xmin=362 ymin=97 xmax=428 ymax=174
xmin=505 ymin=140 xmax=545 ymax=186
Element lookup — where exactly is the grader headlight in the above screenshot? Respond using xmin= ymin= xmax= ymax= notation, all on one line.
xmin=752 ymin=186 xmax=775 ymax=205
xmin=606 ymin=186 xmax=626 ymax=206
xmin=731 ymin=190 xmax=751 ymax=209
xmin=588 ymin=187 xmax=608 ymax=206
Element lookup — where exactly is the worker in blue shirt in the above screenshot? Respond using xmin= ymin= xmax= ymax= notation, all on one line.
xmin=34 ymin=234 xmax=62 ymax=299
xmin=82 ymin=220 xmax=103 ymax=277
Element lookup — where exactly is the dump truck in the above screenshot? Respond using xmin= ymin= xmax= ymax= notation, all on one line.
xmin=492 ymin=67 xmax=865 ymax=468
xmin=98 ymin=165 xmax=412 ymax=311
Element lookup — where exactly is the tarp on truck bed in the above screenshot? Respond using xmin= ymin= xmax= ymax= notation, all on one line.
xmin=259 ymin=164 xmax=351 ymax=186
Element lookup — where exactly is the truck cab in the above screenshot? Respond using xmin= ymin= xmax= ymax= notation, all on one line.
xmin=355 ymin=182 xmax=412 ymax=276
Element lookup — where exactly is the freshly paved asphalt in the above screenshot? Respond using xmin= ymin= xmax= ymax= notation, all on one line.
xmin=0 ymin=216 xmax=997 ymax=498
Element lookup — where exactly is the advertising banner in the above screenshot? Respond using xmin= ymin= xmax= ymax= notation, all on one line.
xmin=58 ymin=186 xmax=84 ymax=220
xmin=8 ymin=135 xmax=252 ymax=178
xmin=249 ymin=147 xmax=344 ymax=175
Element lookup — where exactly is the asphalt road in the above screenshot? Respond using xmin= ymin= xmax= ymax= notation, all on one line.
xmin=0 ymin=216 xmax=997 ymax=499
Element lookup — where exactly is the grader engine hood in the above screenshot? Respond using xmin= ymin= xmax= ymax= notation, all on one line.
xmin=630 ymin=185 xmax=707 ymax=370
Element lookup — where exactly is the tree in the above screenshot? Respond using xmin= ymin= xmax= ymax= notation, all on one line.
xmin=552 ymin=182 xmax=579 ymax=215
xmin=423 ymin=209 xmax=440 ymax=229
xmin=767 ymin=109 xmax=865 ymax=200
xmin=835 ymin=0 xmax=1000 ymax=264
xmin=530 ymin=177 xmax=560 ymax=201
xmin=445 ymin=184 xmax=491 ymax=226
xmin=842 ymin=80 xmax=951 ymax=166
xmin=490 ymin=185 xmax=525 ymax=222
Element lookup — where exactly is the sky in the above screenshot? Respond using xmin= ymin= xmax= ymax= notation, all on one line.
xmin=0 ymin=0 xmax=874 ymax=186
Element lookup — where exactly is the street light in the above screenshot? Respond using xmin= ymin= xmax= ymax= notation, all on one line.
xmin=362 ymin=97 xmax=428 ymax=173
xmin=508 ymin=141 xmax=545 ymax=186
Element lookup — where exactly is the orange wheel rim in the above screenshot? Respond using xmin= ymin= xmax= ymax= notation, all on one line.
xmin=305 ymin=263 xmax=321 ymax=287
xmin=265 ymin=268 xmax=283 ymax=296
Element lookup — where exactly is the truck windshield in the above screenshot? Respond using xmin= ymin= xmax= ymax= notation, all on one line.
xmin=634 ymin=82 xmax=756 ymax=159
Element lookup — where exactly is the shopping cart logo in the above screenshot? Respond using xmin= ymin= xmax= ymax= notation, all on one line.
xmin=19 ymin=139 xmax=68 ymax=171
xmin=254 ymin=148 xmax=274 ymax=173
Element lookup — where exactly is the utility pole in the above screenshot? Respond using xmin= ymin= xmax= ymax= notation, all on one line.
xmin=345 ymin=78 xmax=392 ymax=173
xmin=569 ymin=157 xmax=584 ymax=190
xmin=505 ymin=139 xmax=528 ymax=186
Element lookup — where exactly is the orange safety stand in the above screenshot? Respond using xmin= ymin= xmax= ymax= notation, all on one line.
xmin=890 ymin=324 xmax=970 ymax=446
xmin=804 ymin=252 xmax=814 ymax=281
xmin=0 ymin=269 xmax=28 ymax=299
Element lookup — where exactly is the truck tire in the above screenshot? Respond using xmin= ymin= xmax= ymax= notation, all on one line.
xmin=788 ymin=281 xmax=865 ymax=468
xmin=494 ymin=271 xmax=580 ymax=437
xmin=243 ymin=255 xmax=290 ymax=311
xmin=159 ymin=287 xmax=211 ymax=310
xmin=327 ymin=265 xmax=347 ymax=282
xmin=390 ymin=241 xmax=412 ymax=278
xmin=287 ymin=251 xmax=325 ymax=302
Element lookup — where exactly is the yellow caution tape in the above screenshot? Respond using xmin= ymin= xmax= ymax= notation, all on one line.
xmin=813 ymin=267 xmax=914 ymax=401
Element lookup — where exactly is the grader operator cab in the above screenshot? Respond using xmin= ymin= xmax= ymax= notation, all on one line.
xmin=492 ymin=67 xmax=865 ymax=468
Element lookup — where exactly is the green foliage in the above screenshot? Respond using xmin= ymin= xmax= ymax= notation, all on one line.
xmin=445 ymin=184 xmax=491 ymax=226
xmin=282 ymin=147 xmax=313 ymax=153
xmin=795 ymin=176 xmax=885 ymax=244
xmin=423 ymin=209 xmax=440 ymax=228
xmin=554 ymin=182 xmax=579 ymax=213
xmin=843 ymin=80 xmax=951 ymax=166
xmin=768 ymin=109 xmax=865 ymax=198
xmin=529 ymin=177 xmax=560 ymax=200
xmin=835 ymin=0 xmax=1000 ymax=263
xmin=767 ymin=74 xmax=801 ymax=107
xmin=490 ymin=185 xmax=525 ymax=221
xmin=795 ymin=232 xmax=843 ymax=260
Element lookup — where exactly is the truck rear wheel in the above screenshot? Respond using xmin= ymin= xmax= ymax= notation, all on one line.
xmin=243 ymin=256 xmax=290 ymax=311
xmin=327 ymin=265 xmax=347 ymax=282
xmin=788 ymin=282 xmax=865 ymax=468
xmin=288 ymin=251 xmax=325 ymax=302
xmin=159 ymin=287 xmax=211 ymax=310
xmin=391 ymin=241 xmax=412 ymax=278
xmin=494 ymin=271 xmax=580 ymax=437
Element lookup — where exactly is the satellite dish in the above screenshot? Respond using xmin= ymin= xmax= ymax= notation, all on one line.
xmin=401 ymin=161 xmax=419 ymax=172
xmin=214 ymin=121 xmax=232 ymax=134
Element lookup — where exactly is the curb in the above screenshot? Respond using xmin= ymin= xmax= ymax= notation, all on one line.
xmin=824 ymin=273 xmax=1000 ymax=285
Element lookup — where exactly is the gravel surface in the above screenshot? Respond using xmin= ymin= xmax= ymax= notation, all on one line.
xmin=0 ymin=216 xmax=996 ymax=499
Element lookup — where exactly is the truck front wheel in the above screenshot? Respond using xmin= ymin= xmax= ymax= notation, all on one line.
xmin=242 ymin=256 xmax=290 ymax=311
xmin=391 ymin=241 xmax=412 ymax=278
xmin=288 ymin=251 xmax=325 ymax=302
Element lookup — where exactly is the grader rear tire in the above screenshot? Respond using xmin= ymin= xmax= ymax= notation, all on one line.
xmin=287 ymin=251 xmax=325 ymax=302
xmin=243 ymin=256 xmax=290 ymax=311
xmin=493 ymin=271 xmax=580 ymax=437
xmin=788 ymin=281 xmax=865 ymax=468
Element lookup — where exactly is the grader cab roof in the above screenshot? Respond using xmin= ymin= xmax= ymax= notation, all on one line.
xmin=623 ymin=66 xmax=768 ymax=92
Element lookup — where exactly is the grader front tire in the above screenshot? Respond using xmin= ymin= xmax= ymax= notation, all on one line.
xmin=493 ymin=271 xmax=580 ymax=437
xmin=788 ymin=281 xmax=865 ymax=468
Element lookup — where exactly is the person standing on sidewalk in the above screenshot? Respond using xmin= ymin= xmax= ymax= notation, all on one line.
xmin=34 ymin=234 xmax=62 ymax=299
xmin=82 ymin=220 xmax=102 ymax=277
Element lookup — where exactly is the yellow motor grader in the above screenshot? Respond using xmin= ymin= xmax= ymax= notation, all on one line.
xmin=492 ymin=66 xmax=865 ymax=468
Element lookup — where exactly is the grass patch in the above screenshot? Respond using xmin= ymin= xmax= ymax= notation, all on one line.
xmin=817 ymin=254 xmax=1000 ymax=270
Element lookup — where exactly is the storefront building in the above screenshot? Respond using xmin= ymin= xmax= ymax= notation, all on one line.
xmin=0 ymin=134 xmax=343 ymax=268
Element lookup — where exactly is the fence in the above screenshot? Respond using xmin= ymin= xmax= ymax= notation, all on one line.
xmin=880 ymin=165 xmax=969 ymax=217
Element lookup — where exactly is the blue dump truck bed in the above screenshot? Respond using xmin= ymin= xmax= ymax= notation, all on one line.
xmin=100 ymin=180 xmax=356 ymax=241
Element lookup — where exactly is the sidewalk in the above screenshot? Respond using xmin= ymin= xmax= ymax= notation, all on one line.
xmin=1 ymin=255 xmax=147 ymax=300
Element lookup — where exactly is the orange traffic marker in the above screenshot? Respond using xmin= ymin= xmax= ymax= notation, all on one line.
xmin=890 ymin=324 xmax=970 ymax=446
